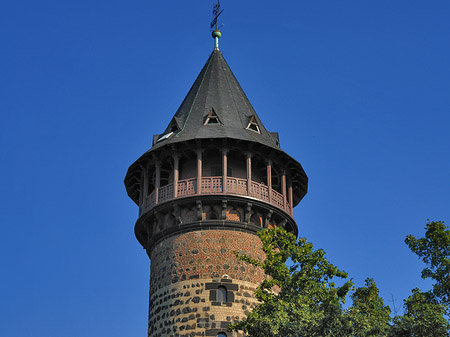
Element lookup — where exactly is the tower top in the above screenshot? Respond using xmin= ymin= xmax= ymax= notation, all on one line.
xmin=125 ymin=49 xmax=308 ymax=208
xmin=210 ymin=0 xmax=223 ymax=50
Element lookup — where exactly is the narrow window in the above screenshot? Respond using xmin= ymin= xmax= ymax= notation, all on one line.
xmin=246 ymin=115 xmax=260 ymax=133
xmin=204 ymin=109 xmax=222 ymax=125
xmin=217 ymin=286 xmax=227 ymax=302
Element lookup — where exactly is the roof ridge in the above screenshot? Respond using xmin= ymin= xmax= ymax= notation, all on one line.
xmin=174 ymin=53 xmax=214 ymax=138
xmin=220 ymin=51 xmax=246 ymax=129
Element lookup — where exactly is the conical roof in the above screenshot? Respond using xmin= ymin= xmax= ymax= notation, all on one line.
xmin=125 ymin=45 xmax=308 ymax=207
xmin=150 ymin=49 xmax=280 ymax=150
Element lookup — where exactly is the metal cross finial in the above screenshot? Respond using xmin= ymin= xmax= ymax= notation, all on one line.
xmin=210 ymin=0 xmax=223 ymax=30
xmin=210 ymin=0 xmax=223 ymax=49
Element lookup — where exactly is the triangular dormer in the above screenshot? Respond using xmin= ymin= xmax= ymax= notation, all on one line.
xmin=156 ymin=118 xmax=179 ymax=144
xmin=204 ymin=108 xmax=222 ymax=125
xmin=167 ymin=118 xmax=179 ymax=133
xmin=246 ymin=115 xmax=260 ymax=134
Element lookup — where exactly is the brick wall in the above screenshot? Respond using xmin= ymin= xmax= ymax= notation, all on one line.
xmin=148 ymin=230 xmax=265 ymax=337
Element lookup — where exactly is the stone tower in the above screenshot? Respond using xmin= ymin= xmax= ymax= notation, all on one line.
xmin=124 ymin=31 xmax=308 ymax=337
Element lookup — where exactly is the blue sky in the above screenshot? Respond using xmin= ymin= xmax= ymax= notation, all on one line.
xmin=1 ymin=1 xmax=449 ymax=336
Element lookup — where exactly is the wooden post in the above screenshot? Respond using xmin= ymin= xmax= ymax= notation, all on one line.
xmin=139 ymin=170 xmax=144 ymax=208
xmin=288 ymin=178 xmax=293 ymax=216
xmin=173 ymin=155 xmax=179 ymax=198
xmin=197 ymin=150 xmax=202 ymax=194
xmin=267 ymin=160 xmax=272 ymax=202
xmin=155 ymin=161 xmax=160 ymax=205
xmin=246 ymin=153 xmax=252 ymax=196
xmin=281 ymin=169 xmax=287 ymax=210
xmin=222 ymin=149 xmax=228 ymax=193
xmin=143 ymin=164 xmax=149 ymax=201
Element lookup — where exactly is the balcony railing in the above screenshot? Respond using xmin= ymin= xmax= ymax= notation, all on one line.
xmin=177 ymin=178 xmax=196 ymax=196
xmin=140 ymin=176 xmax=292 ymax=216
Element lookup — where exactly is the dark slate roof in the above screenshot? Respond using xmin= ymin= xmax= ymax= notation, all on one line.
xmin=125 ymin=47 xmax=308 ymax=207
xmin=150 ymin=49 xmax=280 ymax=151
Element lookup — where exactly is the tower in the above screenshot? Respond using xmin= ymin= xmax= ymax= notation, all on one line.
xmin=124 ymin=30 xmax=308 ymax=337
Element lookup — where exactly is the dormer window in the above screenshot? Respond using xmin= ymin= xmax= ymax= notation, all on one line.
xmin=156 ymin=131 xmax=174 ymax=143
xmin=168 ymin=120 xmax=178 ymax=133
xmin=204 ymin=109 xmax=222 ymax=125
xmin=156 ymin=118 xmax=179 ymax=143
xmin=246 ymin=115 xmax=260 ymax=134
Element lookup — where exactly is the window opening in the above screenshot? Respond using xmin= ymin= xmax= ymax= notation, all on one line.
xmin=217 ymin=286 xmax=227 ymax=302
xmin=204 ymin=109 xmax=222 ymax=125
xmin=211 ymin=166 xmax=232 ymax=177
xmin=159 ymin=168 xmax=170 ymax=187
xmin=146 ymin=178 xmax=154 ymax=196
xmin=152 ymin=167 xmax=171 ymax=187
xmin=169 ymin=120 xmax=178 ymax=133
xmin=156 ymin=131 xmax=173 ymax=143
xmin=246 ymin=115 xmax=260 ymax=133
xmin=156 ymin=119 xmax=178 ymax=143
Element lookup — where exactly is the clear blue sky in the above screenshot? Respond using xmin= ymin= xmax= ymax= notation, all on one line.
xmin=1 ymin=1 xmax=449 ymax=336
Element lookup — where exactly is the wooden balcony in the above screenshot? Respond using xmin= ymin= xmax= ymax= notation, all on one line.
xmin=140 ymin=176 xmax=292 ymax=216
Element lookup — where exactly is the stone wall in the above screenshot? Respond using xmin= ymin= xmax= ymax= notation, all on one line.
xmin=148 ymin=230 xmax=265 ymax=337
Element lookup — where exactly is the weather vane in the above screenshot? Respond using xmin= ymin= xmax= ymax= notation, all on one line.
xmin=210 ymin=0 xmax=223 ymax=30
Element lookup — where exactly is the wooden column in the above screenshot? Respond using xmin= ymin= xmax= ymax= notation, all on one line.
xmin=267 ymin=160 xmax=272 ymax=202
xmin=196 ymin=150 xmax=202 ymax=194
xmin=139 ymin=170 xmax=144 ymax=208
xmin=173 ymin=155 xmax=179 ymax=198
xmin=287 ymin=178 xmax=293 ymax=216
xmin=143 ymin=165 xmax=149 ymax=201
xmin=155 ymin=161 xmax=160 ymax=205
xmin=281 ymin=169 xmax=287 ymax=210
xmin=222 ymin=149 xmax=228 ymax=193
xmin=246 ymin=153 xmax=252 ymax=196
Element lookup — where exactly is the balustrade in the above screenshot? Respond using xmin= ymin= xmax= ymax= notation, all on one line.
xmin=177 ymin=178 xmax=197 ymax=196
xmin=158 ymin=184 xmax=174 ymax=203
xmin=141 ymin=176 xmax=292 ymax=215
xmin=201 ymin=177 xmax=222 ymax=193
xmin=271 ymin=189 xmax=285 ymax=208
xmin=250 ymin=181 xmax=269 ymax=202
xmin=227 ymin=177 xmax=247 ymax=195
xmin=142 ymin=192 xmax=156 ymax=214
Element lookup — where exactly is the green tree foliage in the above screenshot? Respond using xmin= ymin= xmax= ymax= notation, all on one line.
xmin=228 ymin=227 xmax=353 ymax=337
xmin=405 ymin=221 xmax=450 ymax=306
xmin=391 ymin=288 xmax=450 ymax=337
xmin=346 ymin=278 xmax=391 ymax=336
xmin=229 ymin=222 xmax=450 ymax=337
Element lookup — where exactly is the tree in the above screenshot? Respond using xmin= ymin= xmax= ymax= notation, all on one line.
xmin=346 ymin=278 xmax=391 ymax=336
xmin=405 ymin=221 xmax=450 ymax=307
xmin=229 ymin=222 xmax=450 ymax=336
xmin=391 ymin=288 xmax=450 ymax=337
xmin=228 ymin=227 xmax=353 ymax=337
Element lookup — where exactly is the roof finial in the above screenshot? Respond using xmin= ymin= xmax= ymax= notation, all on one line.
xmin=210 ymin=0 xmax=223 ymax=50
xmin=212 ymin=29 xmax=221 ymax=50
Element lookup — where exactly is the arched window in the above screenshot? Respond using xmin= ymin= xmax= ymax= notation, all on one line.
xmin=217 ymin=333 xmax=227 ymax=337
xmin=217 ymin=286 xmax=227 ymax=302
